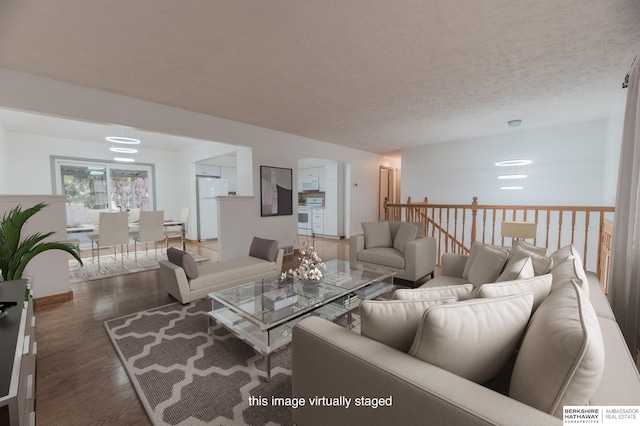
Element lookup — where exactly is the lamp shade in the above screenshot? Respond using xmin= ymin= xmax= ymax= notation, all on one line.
xmin=501 ymin=221 xmax=536 ymax=239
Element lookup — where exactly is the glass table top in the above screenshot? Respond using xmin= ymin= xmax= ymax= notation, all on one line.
xmin=209 ymin=259 xmax=395 ymax=329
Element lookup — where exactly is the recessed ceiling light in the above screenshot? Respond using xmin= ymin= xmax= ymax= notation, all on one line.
xmin=500 ymin=185 xmax=523 ymax=190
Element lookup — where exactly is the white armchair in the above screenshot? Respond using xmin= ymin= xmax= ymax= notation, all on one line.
xmin=350 ymin=221 xmax=436 ymax=287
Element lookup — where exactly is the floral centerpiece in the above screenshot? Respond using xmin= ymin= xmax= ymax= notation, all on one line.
xmin=280 ymin=239 xmax=326 ymax=285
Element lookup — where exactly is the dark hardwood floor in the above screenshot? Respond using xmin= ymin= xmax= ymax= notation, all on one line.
xmin=34 ymin=237 xmax=349 ymax=425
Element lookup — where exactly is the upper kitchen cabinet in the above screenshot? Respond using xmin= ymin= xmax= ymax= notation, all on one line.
xmin=195 ymin=164 xmax=221 ymax=177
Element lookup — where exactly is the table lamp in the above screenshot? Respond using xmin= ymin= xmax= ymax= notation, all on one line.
xmin=501 ymin=221 xmax=536 ymax=240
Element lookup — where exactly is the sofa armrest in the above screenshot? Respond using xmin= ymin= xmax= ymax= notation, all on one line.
xmin=404 ymin=236 xmax=436 ymax=280
xmin=159 ymin=260 xmax=192 ymax=304
xmin=293 ymin=317 xmax=560 ymax=426
xmin=440 ymin=253 xmax=468 ymax=278
xmin=349 ymin=234 xmax=365 ymax=266
xmin=275 ymin=248 xmax=284 ymax=274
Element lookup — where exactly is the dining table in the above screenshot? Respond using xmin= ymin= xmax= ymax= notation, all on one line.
xmin=66 ymin=220 xmax=186 ymax=251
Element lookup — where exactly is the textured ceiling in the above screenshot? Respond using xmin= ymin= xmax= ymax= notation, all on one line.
xmin=0 ymin=0 xmax=639 ymax=155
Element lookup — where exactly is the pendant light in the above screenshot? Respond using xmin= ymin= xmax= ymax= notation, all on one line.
xmin=107 ymin=133 xmax=140 ymax=162
xmin=496 ymin=120 xmax=531 ymax=190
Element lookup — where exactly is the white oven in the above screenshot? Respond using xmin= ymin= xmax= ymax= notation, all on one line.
xmin=298 ymin=206 xmax=312 ymax=235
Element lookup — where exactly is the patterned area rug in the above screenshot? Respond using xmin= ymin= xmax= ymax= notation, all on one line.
xmin=70 ymin=251 xmax=209 ymax=283
xmin=106 ymin=299 xmax=354 ymax=425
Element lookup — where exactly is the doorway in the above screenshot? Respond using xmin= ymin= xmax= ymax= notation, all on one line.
xmin=379 ymin=166 xmax=400 ymax=220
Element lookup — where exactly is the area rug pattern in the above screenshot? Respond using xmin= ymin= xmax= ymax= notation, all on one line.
xmin=105 ymin=299 xmax=320 ymax=426
xmin=70 ymin=251 xmax=209 ymax=283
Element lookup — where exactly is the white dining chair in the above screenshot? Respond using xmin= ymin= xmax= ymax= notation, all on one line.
xmin=134 ymin=210 xmax=165 ymax=265
xmin=165 ymin=207 xmax=190 ymax=248
xmin=87 ymin=211 xmax=130 ymax=273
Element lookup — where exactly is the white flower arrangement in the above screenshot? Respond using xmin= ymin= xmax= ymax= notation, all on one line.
xmin=280 ymin=239 xmax=326 ymax=283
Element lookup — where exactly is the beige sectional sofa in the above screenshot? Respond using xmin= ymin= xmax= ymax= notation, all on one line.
xmin=350 ymin=221 xmax=437 ymax=285
xmin=292 ymin=242 xmax=640 ymax=425
xmin=159 ymin=238 xmax=283 ymax=304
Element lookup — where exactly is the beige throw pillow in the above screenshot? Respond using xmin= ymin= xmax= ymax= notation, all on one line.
xmin=467 ymin=244 xmax=510 ymax=286
xmin=393 ymin=284 xmax=475 ymax=301
xmin=550 ymin=244 xmax=582 ymax=267
xmin=409 ymin=292 xmax=534 ymax=383
xmin=496 ymin=256 xmax=534 ymax=282
xmin=551 ymin=257 xmax=589 ymax=297
xmin=393 ymin=222 xmax=419 ymax=253
xmin=476 ymin=274 xmax=553 ymax=312
xmin=509 ymin=280 xmax=604 ymax=418
xmin=512 ymin=240 xmax=547 ymax=256
xmin=362 ymin=222 xmax=392 ymax=249
xmin=509 ymin=245 xmax=553 ymax=275
xmin=360 ymin=297 xmax=456 ymax=353
xmin=462 ymin=242 xmax=510 ymax=280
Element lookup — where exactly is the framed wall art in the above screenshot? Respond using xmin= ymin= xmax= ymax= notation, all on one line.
xmin=260 ymin=166 xmax=293 ymax=217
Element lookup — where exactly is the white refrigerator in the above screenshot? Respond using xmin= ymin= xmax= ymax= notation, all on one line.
xmin=197 ymin=177 xmax=229 ymax=241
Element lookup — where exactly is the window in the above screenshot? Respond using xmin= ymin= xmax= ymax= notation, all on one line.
xmin=53 ymin=157 xmax=155 ymax=224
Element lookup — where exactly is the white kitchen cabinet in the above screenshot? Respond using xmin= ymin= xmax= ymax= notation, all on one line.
xmin=312 ymin=208 xmax=324 ymax=235
xmin=323 ymin=163 xmax=345 ymax=237
xmin=195 ymin=164 xmax=221 ymax=177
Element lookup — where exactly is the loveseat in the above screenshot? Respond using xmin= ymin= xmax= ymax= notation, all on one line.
xmin=292 ymin=242 xmax=640 ymax=425
xmin=350 ymin=221 xmax=436 ymax=286
xmin=159 ymin=237 xmax=283 ymax=304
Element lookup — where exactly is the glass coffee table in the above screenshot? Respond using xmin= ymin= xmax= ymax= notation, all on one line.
xmin=207 ymin=259 xmax=395 ymax=381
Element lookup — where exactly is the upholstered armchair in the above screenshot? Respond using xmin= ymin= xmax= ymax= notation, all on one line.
xmin=350 ymin=221 xmax=436 ymax=286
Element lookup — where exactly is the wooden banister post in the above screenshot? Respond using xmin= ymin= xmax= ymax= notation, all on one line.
xmin=471 ymin=197 xmax=478 ymax=243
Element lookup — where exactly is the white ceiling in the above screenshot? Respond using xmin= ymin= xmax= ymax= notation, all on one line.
xmin=0 ymin=0 xmax=639 ymax=155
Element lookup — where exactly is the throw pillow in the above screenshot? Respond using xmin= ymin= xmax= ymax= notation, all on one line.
xmin=393 ymin=222 xmax=419 ymax=253
xmin=476 ymin=274 xmax=553 ymax=312
xmin=467 ymin=244 xmax=510 ymax=287
xmin=393 ymin=283 xmax=475 ymax=301
xmin=248 ymin=237 xmax=278 ymax=262
xmin=550 ymin=257 xmax=589 ymax=297
xmin=362 ymin=222 xmax=393 ymax=249
xmin=409 ymin=292 xmax=534 ymax=383
xmin=496 ymin=255 xmax=534 ymax=282
xmin=550 ymin=244 xmax=583 ymax=269
xmin=388 ymin=221 xmax=424 ymax=240
xmin=360 ymin=297 xmax=456 ymax=353
xmin=509 ymin=245 xmax=553 ymax=275
xmin=509 ymin=280 xmax=604 ymax=418
xmin=167 ymin=247 xmax=200 ymax=279
xmin=462 ymin=242 xmax=510 ymax=279
xmin=512 ymin=240 xmax=547 ymax=256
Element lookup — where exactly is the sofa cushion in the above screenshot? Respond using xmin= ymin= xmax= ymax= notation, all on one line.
xmin=167 ymin=247 xmax=199 ymax=279
xmin=394 ymin=283 xmax=475 ymax=301
xmin=476 ymin=274 xmax=552 ymax=312
xmin=393 ymin=222 xmax=419 ymax=253
xmin=357 ymin=247 xmax=404 ymax=269
xmin=509 ymin=280 xmax=605 ymax=418
xmin=409 ymin=292 xmax=534 ymax=383
xmin=189 ymin=256 xmax=276 ymax=291
xmin=360 ymin=298 xmax=456 ymax=352
xmin=362 ymin=222 xmax=393 ymax=249
xmin=551 ymin=257 xmax=589 ymax=297
xmin=462 ymin=242 xmax=510 ymax=280
xmin=509 ymin=245 xmax=553 ymax=275
xmin=249 ymin=237 xmax=278 ymax=262
xmin=467 ymin=244 xmax=509 ymax=287
xmin=496 ymin=255 xmax=534 ymax=282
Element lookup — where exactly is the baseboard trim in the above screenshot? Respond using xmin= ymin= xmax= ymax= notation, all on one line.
xmin=34 ymin=291 xmax=74 ymax=309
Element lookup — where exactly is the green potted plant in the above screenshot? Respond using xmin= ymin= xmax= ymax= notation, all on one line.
xmin=0 ymin=202 xmax=82 ymax=281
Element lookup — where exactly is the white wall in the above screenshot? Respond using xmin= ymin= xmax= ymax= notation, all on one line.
xmin=0 ymin=123 xmax=6 ymax=193
xmin=0 ymin=68 xmax=393 ymax=258
xmin=401 ymin=120 xmax=611 ymax=206
xmin=604 ymin=90 xmax=627 ymax=205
